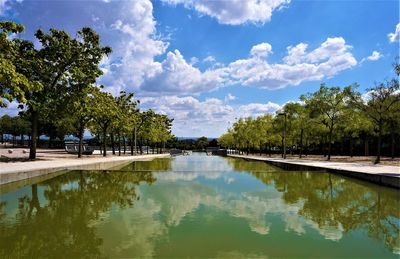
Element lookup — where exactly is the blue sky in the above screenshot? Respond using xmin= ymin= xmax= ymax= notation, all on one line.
xmin=1 ymin=0 xmax=399 ymax=137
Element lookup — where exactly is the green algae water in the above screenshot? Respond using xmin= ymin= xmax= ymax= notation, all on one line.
xmin=1 ymin=153 xmax=399 ymax=258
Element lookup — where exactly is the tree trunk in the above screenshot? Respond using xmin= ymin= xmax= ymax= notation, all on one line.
xmin=349 ymin=137 xmax=354 ymax=158
xmin=139 ymin=138 xmax=143 ymax=154
xmin=29 ymin=110 xmax=39 ymax=159
xmin=29 ymin=184 xmax=41 ymax=217
xmin=364 ymin=136 xmax=369 ymax=156
xmin=299 ymin=129 xmax=303 ymax=158
xmin=327 ymin=125 xmax=333 ymax=161
xmin=78 ymin=124 xmax=84 ymax=158
xmin=340 ymin=139 xmax=344 ymax=156
xmin=102 ymin=128 xmax=107 ymax=157
xmin=375 ymin=122 xmax=382 ymax=164
xmin=391 ymin=131 xmax=395 ymax=159
xmin=118 ymin=132 xmax=121 ymax=156
xmin=111 ymin=132 xmax=115 ymax=155
xmin=131 ymin=132 xmax=134 ymax=155
xmin=123 ymin=137 xmax=126 ymax=155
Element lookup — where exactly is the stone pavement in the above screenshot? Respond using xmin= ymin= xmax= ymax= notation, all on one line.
xmin=0 ymin=154 xmax=170 ymax=185
xmin=228 ymin=154 xmax=400 ymax=188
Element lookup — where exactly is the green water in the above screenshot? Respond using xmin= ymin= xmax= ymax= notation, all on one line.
xmin=0 ymin=153 xmax=399 ymax=258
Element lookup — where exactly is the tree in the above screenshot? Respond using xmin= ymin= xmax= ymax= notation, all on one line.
xmin=301 ymin=84 xmax=355 ymax=160
xmin=113 ymin=91 xmax=138 ymax=156
xmin=89 ymin=88 xmax=119 ymax=157
xmin=14 ymin=27 xmax=111 ymax=159
xmin=351 ymin=79 xmax=399 ymax=163
xmin=195 ymin=136 xmax=209 ymax=150
xmin=281 ymin=102 xmax=312 ymax=158
xmin=0 ymin=115 xmax=12 ymax=144
xmin=0 ymin=21 xmax=42 ymax=107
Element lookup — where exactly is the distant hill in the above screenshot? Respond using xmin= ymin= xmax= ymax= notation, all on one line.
xmin=177 ymin=137 xmax=217 ymax=141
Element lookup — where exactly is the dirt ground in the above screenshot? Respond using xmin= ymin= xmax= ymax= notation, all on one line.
xmin=0 ymin=147 xmax=132 ymax=162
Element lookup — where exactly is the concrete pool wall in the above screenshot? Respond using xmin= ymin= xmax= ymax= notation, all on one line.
xmin=228 ymin=154 xmax=400 ymax=189
xmin=0 ymin=154 xmax=170 ymax=186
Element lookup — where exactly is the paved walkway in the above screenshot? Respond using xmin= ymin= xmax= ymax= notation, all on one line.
xmin=0 ymin=154 xmax=169 ymax=185
xmin=228 ymin=154 xmax=400 ymax=188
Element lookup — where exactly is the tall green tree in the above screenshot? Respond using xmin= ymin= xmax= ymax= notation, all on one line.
xmin=301 ymin=84 xmax=355 ymax=160
xmin=15 ymin=27 xmax=110 ymax=159
xmin=351 ymin=79 xmax=399 ymax=163
xmin=0 ymin=21 xmax=42 ymax=107
xmin=89 ymin=88 xmax=119 ymax=157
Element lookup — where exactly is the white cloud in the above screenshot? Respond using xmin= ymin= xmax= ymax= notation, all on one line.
xmin=238 ymin=102 xmax=281 ymax=117
xmin=189 ymin=56 xmax=199 ymax=65
xmin=224 ymin=93 xmax=236 ymax=102
xmin=360 ymin=51 xmax=383 ymax=64
xmin=367 ymin=51 xmax=382 ymax=61
xmin=98 ymin=0 xmax=356 ymax=96
xmin=226 ymin=37 xmax=357 ymax=89
xmin=283 ymin=43 xmax=308 ymax=65
xmin=250 ymin=42 xmax=272 ymax=57
xmin=0 ymin=0 xmax=22 ymax=15
xmin=139 ymin=95 xmax=281 ymax=137
xmin=203 ymin=55 xmax=216 ymax=63
xmin=141 ymin=50 xmax=226 ymax=94
xmin=161 ymin=0 xmax=291 ymax=25
xmin=388 ymin=23 xmax=400 ymax=43
xmin=0 ymin=100 xmax=22 ymax=116
xmin=99 ymin=0 xmax=168 ymax=91
xmin=0 ymin=0 xmax=6 ymax=14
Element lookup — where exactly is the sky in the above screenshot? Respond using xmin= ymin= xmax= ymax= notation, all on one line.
xmin=1 ymin=0 xmax=399 ymax=137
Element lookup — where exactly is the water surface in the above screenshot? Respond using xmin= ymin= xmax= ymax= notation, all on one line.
xmin=1 ymin=153 xmax=399 ymax=258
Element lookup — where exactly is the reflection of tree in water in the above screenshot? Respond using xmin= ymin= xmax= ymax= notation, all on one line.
xmin=250 ymin=171 xmax=400 ymax=253
xmin=0 ymin=170 xmax=156 ymax=258
xmin=120 ymin=158 xmax=173 ymax=172
xmin=225 ymin=157 xmax=277 ymax=174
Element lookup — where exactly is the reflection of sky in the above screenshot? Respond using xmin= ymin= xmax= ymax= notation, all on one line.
xmin=94 ymin=154 xmax=350 ymax=257
xmin=96 ymin=180 xmax=349 ymax=257
xmin=0 ymin=185 xmax=49 ymax=221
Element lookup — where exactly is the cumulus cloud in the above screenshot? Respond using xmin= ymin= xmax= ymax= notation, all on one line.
xmin=250 ymin=42 xmax=272 ymax=57
xmin=226 ymin=37 xmax=357 ymax=89
xmin=203 ymin=55 xmax=216 ymax=63
xmin=97 ymin=0 xmax=357 ymax=96
xmin=0 ymin=0 xmax=6 ymax=14
xmin=0 ymin=0 xmax=22 ymax=15
xmin=139 ymin=95 xmax=281 ymax=137
xmin=141 ymin=50 xmax=226 ymax=94
xmin=161 ymin=0 xmax=291 ymax=25
xmin=367 ymin=51 xmax=382 ymax=61
xmin=360 ymin=51 xmax=383 ymax=64
xmin=359 ymin=50 xmax=383 ymax=64
xmin=388 ymin=23 xmax=400 ymax=43
xmin=99 ymin=0 xmax=168 ymax=92
xmin=238 ymin=102 xmax=281 ymax=117
xmin=224 ymin=93 xmax=236 ymax=102
xmin=0 ymin=100 xmax=21 ymax=116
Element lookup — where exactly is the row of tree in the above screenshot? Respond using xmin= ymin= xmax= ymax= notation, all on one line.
xmin=219 ymin=63 xmax=399 ymax=163
xmin=0 ymin=21 xmax=174 ymax=158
